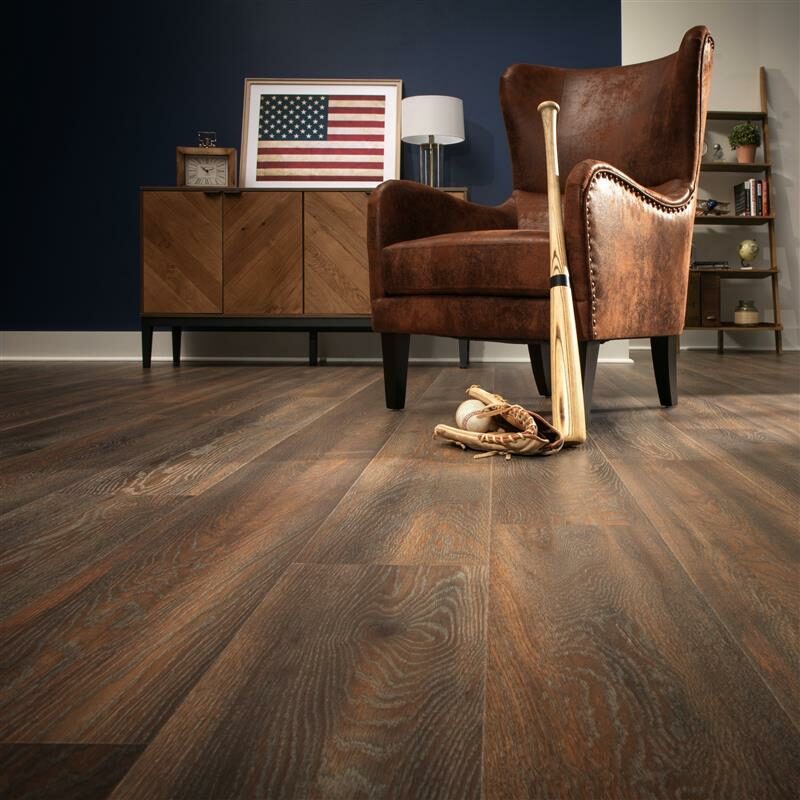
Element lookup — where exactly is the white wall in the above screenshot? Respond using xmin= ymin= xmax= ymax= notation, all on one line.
xmin=622 ymin=0 xmax=800 ymax=350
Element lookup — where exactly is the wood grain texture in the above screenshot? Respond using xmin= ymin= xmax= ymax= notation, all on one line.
xmin=297 ymin=366 xmax=495 ymax=565
xmin=142 ymin=191 xmax=222 ymax=313
xmin=0 ymin=368 xmax=436 ymax=745
xmin=57 ymin=368 xmax=378 ymax=497
xmin=483 ymin=364 xmax=800 ymax=799
xmin=593 ymin=357 xmax=799 ymax=726
xmin=0 ymin=743 xmax=143 ymax=800
xmin=486 ymin=475 xmax=798 ymax=792
xmin=223 ymin=191 xmax=302 ymax=314
xmin=304 ymin=191 xmax=371 ymax=314
xmin=110 ymin=563 xmax=486 ymax=800
xmin=0 ymin=455 xmax=373 ymax=744
xmin=0 ymin=355 xmax=797 ymax=798
xmin=0 ymin=367 xmax=321 ymax=514
xmin=0 ymin=495 xmax=181 ymax=619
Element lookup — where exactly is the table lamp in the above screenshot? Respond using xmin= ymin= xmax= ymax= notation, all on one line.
xmin=401 ymin=95 xmax=465 ymax=187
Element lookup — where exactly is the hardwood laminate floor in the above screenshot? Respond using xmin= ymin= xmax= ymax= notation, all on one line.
xmin=0 ymin=354 xmax=798 ymax=799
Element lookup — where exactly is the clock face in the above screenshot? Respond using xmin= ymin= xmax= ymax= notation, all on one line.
xmin=185 ymin=156 xmax=228 ymax=186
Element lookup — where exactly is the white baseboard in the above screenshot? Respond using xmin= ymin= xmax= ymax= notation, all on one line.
xmin=0 ymin=331 xmax=634 ymax=364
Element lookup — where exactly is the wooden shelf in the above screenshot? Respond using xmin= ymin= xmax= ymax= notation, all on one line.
xmin=690 ymin=268 xmax=777 ymax=278
xmin=694 ymin=215 xmax=774 ymax=225
xmin=692 ymin=72 xmax=782 ymax=354
xmin=700 ymin=162 xmax=770 ymax=172
xmin=684 ymin=323 xmax=782 ymax=332
xmin=706 ymin=110 xmax=766 ymax=121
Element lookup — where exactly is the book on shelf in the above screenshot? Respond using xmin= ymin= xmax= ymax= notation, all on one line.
xmin=734 ymin=178 xmax=769 ymax=217
xmin=691 ymin=260 xmax=730 ymax=270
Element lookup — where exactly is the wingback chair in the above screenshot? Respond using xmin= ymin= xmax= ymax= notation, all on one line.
xmin=368 ymin=26 xmax=714 ymax=422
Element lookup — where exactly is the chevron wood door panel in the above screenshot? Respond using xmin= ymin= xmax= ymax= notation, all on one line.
xmin=304 ymin=192 xmax=370 ymax=315
xmin=223 ymin=192 xmax=302 ymax=314
xmin=141 ymin=192 xmax=223 ymax=313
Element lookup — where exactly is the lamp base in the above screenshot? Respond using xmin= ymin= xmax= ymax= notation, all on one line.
xmin=418 ymin=138 xmax=443 ymax=187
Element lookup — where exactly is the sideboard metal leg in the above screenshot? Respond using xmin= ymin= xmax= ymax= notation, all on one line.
xmin=171 ymin=326 xmax=182 ymax=366
xmin=309 ymin=330 xmax=319 ymax=366
xmin=141 ymin=321 xmax=154 ymax=368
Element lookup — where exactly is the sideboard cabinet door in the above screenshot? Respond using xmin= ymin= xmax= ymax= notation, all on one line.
xmin=303 ymin=191 xmax=370 ymax=315
xmin=223 ymin=192 xmax=302 ymax=314
xmin=141 ymin=191 xmax=223 ymax=314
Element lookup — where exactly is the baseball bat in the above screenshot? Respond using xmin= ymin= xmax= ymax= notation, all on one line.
xmin=538 ymin=101 xmax=587 ymax=445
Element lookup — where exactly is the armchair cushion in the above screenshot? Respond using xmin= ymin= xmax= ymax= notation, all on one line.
xmin=368 ymin=180 xmax=517 ymax=299
xmin=382 ymin=229 xmax=550 ymax=297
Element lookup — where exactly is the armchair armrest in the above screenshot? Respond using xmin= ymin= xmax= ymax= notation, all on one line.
xmin=563 ymin=159 xmax=697 ymax=341
xmin=368 ymin=179 xmax=517 ymax=299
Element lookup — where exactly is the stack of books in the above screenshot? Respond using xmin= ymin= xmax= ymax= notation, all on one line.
xmin=734 ymin=179 xmax=769 ymax=216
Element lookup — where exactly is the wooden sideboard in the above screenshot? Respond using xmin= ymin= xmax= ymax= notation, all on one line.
xmin=140 ymin=186 xmax=467 ymax=366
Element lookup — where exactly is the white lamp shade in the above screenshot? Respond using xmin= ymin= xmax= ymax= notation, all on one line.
xmin=401 ymin=95 xmax=465 ymax=145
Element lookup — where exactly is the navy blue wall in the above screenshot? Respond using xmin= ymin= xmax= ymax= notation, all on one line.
xmin=6 ymin=0 xmax=619 ymax=330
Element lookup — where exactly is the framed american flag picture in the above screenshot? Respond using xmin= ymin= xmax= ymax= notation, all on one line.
xmin=240 ymin=78 xmax=402 ymax=189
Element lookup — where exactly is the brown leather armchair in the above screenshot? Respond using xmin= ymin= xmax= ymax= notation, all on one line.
xmin=368 ymin=26 xmax=714 ymax=421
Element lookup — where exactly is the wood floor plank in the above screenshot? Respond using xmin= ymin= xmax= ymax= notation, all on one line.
xmin=610 ymin=456 xmax=800 ymax=729
xmin=297 ymin=366 xmax=495 ymax=565
xmin=0 ymin=742 xmax=143 ymax=800
xmin=592 ymin=360 xmax=800 ymax=725
xmin=598 ymin=358 xmax=799 ymax=509
xmin=0 ymin=365 xmax=280 ymax=458
xmin=57 ymin=372 xmax=381 ymax=497
xmin=0 ymin=367 xmax=376 ymax=513
xmin=0 ymin=370 xmax=435 ymax=745
xmin=110 ymin=563 xmax=486 ymax=800
xmin=0 ymin=357 xmax=796 ymax=797
xmin=484 ymin=367 xmax=800 ymax=800
xmin=0 ymin=495 xmax=183 ymax=619
xmin=0 ymin=365 xmax=312 ymax=469
xmin=0 ymin=364 xmax=177 ymax=433
xmin=0 ymin=367 xmax=301 ymax=513
xmin=0 ymin=455 xmax=376 ymax=744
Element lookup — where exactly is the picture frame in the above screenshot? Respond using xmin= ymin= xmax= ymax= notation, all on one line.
xmin=240 ymin=78 xmax=402 ymax=189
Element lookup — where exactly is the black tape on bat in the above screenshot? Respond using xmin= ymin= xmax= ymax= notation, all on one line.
xmin=550 ymin=275 xmax=569 ymax=288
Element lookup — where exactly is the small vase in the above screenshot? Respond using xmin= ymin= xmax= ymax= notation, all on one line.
xmin=736 ymin=145 xmax=757 ymax=164
xmin=734 ymin=300 xmax=759 ymax=326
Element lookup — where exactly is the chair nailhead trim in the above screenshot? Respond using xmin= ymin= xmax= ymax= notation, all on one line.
xmin=585 ymin=170 xmax=694 ymax=339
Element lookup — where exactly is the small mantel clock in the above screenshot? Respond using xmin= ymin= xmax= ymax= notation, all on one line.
xmin=176 ymin=147 xmax=237 ymax=187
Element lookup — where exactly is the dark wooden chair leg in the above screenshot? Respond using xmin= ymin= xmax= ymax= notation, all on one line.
xmin=527 ymin=342 xmax=551 ymax=397
xmin=578 ymin=341 xmax=600 ymax=425
xmin=171 ymin=326 xmax=182 ymax=366
xmin=381 ymin=333 xmax=410 ymax=410
xmin=309 ymin=330 xmax=318 ymax=366
xmin=458 ymin=338 xmax=470 ymax=369
xmin=651 ymin=335 xmax=678 ymax=406
xmin=141 ymin=321 xmax=154 ymax=368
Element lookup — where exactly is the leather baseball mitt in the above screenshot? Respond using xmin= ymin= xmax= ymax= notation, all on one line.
xmin=433 ymin=385 xmax=564 ymax=458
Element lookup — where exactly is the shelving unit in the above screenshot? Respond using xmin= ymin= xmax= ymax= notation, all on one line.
xmin=690 ymin=67 xmax=783 ymax=354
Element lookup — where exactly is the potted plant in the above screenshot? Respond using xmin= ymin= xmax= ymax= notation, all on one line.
xmin=728 ymin=122 xmax=761 ymax=164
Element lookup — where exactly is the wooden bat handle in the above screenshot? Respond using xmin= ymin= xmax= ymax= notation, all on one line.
xmin=538 ymin=101 xmax=587 ymax=445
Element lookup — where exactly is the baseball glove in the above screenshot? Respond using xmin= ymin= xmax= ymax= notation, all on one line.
xmin=433 ymin=385 xmax=564 ymax=459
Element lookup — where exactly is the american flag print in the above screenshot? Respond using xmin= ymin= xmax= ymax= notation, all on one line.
xmin=256 ymin=94 xmax=386 ymax=183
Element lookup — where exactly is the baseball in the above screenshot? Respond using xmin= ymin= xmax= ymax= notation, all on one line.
xmin=455 ymin=399 xmax=492 ymax=433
